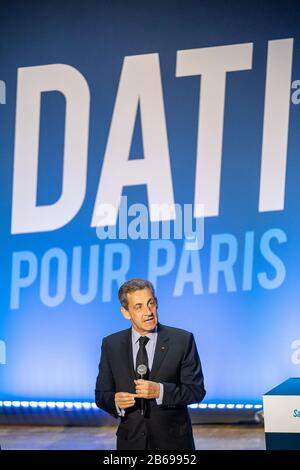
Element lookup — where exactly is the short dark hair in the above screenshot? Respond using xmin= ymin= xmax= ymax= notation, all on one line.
xmin=118 ymin=278 xmax=156 ymax=310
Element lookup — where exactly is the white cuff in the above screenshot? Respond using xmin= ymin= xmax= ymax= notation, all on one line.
xmin=155 ymin=383 xmax=164 ymax=405
xmin=115 ymin=402 xmax=125 ymax=417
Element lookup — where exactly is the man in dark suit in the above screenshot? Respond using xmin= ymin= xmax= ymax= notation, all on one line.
xmin=95 ymin=278 xmax=206 ymax=450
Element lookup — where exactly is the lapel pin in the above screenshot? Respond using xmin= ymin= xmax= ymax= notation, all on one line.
xmin=161 ymin=346 xmax=165 ymax=350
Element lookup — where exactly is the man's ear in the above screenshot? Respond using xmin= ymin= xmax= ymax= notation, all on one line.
xmin=121 ymin=306 xmax=131 ymax=320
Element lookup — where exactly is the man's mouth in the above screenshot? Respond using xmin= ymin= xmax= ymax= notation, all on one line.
xmin=144 ymin=316 xmax=154 ymax=323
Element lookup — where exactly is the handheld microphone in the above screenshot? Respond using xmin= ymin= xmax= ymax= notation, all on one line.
xmin=137 ymin=364 xmax=147 ymax=416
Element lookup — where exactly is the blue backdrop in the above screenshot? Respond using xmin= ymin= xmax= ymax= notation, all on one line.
xmin=0 ymin=0 xmax=300 ymax=404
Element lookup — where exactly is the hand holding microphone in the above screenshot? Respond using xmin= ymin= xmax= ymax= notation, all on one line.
xmin=135 ymin=336 xmax=160 ymax=415
xmin=134 ymin=367 xmax=161 ymax=415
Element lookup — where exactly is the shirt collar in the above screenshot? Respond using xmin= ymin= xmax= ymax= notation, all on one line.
xmin=131 ymin=326 xmax=157 ymax=344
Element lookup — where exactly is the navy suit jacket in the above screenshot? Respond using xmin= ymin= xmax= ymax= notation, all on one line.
xmin=95 ymin=323 xmax=206 ymax=450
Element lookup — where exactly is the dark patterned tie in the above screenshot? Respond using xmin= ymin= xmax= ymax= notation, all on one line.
xmin=136 ymin=336 xmax=150 ymax=378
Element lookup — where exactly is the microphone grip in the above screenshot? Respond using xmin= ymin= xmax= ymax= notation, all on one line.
xmin=139 ymin=373 xmax=145 ymax=416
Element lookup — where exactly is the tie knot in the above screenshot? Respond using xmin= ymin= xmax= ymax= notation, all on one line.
xmin=139 ymin=336 xmax=149 ymax=347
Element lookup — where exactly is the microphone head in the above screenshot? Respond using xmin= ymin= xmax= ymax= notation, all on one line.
xmin=137 ymin=364 xmax=147 ymax=376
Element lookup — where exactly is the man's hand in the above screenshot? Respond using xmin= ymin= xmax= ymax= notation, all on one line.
xmin=115 ymin=392 xmax=138 ymax=410
xmin=134 ymin=379 xmax=160 ymax=399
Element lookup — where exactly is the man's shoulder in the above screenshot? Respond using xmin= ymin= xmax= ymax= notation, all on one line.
xmin=103 ymin=328 xmax=130 ymax=344
xmin=158 ymin=323 xmax=193 ymax=339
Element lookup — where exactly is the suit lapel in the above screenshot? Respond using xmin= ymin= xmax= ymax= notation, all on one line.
xmin=149 ymin=324 xmax=169 ymax=380
xmin=120 ymin=328 xmax=136 ymax=384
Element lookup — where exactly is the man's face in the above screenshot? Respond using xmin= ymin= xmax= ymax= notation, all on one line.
xmin=121 ymin=288 xmax=158 ymax=335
